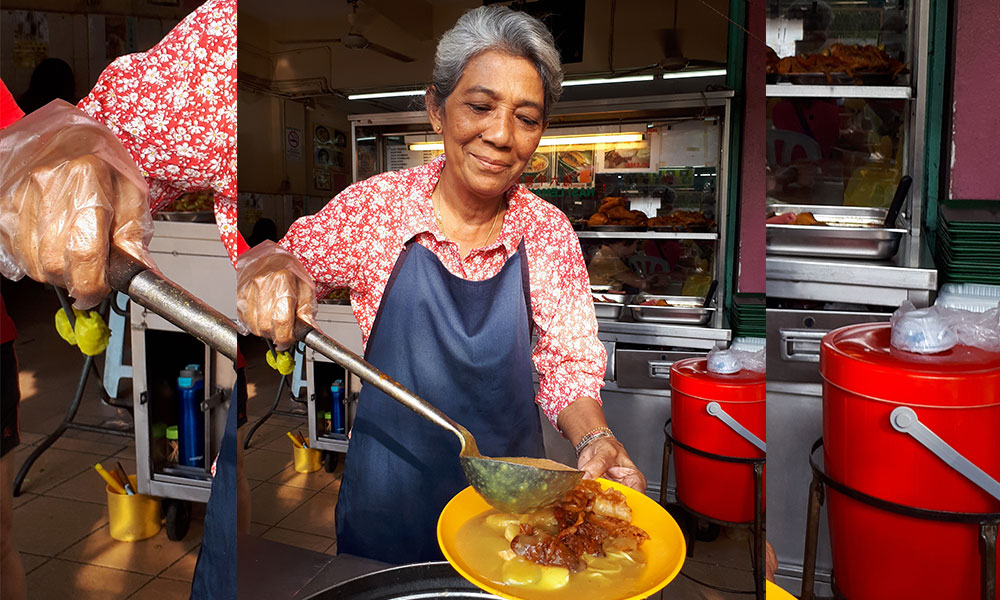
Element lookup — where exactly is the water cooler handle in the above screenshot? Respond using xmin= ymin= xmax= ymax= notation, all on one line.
xmin=706 ymin=402 xmax=767 ymax=453
xmin=889 ymin=406 xmax=1000 ymax=502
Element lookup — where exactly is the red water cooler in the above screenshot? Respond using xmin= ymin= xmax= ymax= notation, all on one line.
xmin=670 ymin=357 xmax=766 ymax=523
xmin=819 ymin=323 xmax=1000 ymax=600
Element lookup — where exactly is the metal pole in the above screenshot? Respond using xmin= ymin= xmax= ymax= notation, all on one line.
xmin=980 ymin=520 xmax=998 ymax=600
xmin=800 ymin=474 xmax=825 ymax=600
xmin=753 ymin=461 xmax=765 ymax=600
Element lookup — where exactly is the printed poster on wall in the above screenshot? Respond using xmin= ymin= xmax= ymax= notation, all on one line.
xmin=285 ymin=126 xmax=302 ymax=161
xmin=596 ymin=139 xmax=654 ymax=173
xmin=12 ymin=11 xmax=49 ymax=68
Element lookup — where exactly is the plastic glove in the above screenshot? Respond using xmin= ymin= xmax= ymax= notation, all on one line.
xmin=236 ymin=240 xmax=318 ymax=350
xmin=0 ymin=100 xmax=156 ymax=309
xmin=265 ymin=349 xmax=296 ymax=375
xmin=54 ymin=307 xmax=112 ymax=356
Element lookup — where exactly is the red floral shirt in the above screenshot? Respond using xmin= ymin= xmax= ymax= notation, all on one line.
xmin=280 ymin=155 xmax=606 ymax=426
xmin=78 ymin=0 xmax=243 ymax=264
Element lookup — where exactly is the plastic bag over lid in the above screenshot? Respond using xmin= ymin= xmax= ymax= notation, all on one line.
xmin=707 ymin=346 xmax=766 ymax=374
xmin=890 ymin=301 xmax=1000 ymax=354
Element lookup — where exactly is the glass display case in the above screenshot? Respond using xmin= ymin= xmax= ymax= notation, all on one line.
xmin=350 ymin=92 xmax=734 ymax=335
xmin=765 ymin=0 xmax=925 ymax=224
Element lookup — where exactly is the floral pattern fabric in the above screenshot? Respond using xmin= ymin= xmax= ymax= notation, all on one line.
xmin=78 ymin=0 xmax=241 ymax=263
xmin=280 ymin=155 xmax=607 ymax=427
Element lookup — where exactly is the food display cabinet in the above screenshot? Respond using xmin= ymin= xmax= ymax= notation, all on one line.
xmin=764 ymin=0 xmax=941 ymax=593
xmin=341 ymin=93 xmax=738 ymax=501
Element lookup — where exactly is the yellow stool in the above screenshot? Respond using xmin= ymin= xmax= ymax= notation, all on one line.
xmin=106 ymin=475 xmax=161 ymax=542
xmin=293 ymin=438 xmax=322 ymax=473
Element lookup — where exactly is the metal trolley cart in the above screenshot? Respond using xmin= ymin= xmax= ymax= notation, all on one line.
xmin=302 ymin=301 xmax=363 ymax=472
xmin=129 ymin=220 xmax=238 ymax=540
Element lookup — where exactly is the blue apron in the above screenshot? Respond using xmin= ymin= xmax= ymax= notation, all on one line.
xmin=335 ymin=238 xmax=544 ymax=564
xmin=190 ymin=373 xmax=240 ymax=599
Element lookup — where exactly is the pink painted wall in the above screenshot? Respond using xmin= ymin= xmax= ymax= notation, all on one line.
xmin=949 ymin=0 xmax=1000 ymax=200
xmin=737 ymin=0 xmax=765 ymax=293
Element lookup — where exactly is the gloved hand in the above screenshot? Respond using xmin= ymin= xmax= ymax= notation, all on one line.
xmin=236 ymin=240 xmax=319 ymax=350
xmin=0 ymin=100 xmax=156 ymax=309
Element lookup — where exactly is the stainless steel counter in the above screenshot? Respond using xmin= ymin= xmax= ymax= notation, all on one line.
xmin=766 ymin=234 xmax=937 ymax=307
xmin=598 ymin=319 xmax=731 ymax=349
xmin=766 ymin=381 xmax=833 ymax=598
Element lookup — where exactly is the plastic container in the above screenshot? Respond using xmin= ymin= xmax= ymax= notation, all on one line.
xmin=293 ymin=438 xmax=322 ymax=473
xmin=166 ymin=425 xmax=179 ymax=464
xmin=107 ymin=474 xmax=161 ymax=542
xmin=151 ymin=422 xmax=168 ymax=466
xmin=820 ymin=322 xmax=1000 ymax=600
xmin=330 ymin=379 xmax=345 ymax=434
xmin=177 ymin=364 xmax=205 ymax=468
xmin=670 ymin=357 xmax=766 ymax=523
xmin=320 ymin=411 xmax=332 ymax=435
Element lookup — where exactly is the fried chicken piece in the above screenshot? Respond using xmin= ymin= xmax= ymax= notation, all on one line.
xmin=588 ymin=212 xmax=609 ymax=227
xmin=792 ymin=212 xmax=824 ymax=226
xmin=606 ymin=205 xmax=634 ymax=221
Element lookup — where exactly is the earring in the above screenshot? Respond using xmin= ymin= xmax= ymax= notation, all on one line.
xmin=477 ymin=133 xmax=483 ymax=139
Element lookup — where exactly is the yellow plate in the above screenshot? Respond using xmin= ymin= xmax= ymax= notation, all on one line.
xmin=766 ymin=580 xmax=797 ymax=600
xmin=437 ymin=478 xmax=686 ymax=600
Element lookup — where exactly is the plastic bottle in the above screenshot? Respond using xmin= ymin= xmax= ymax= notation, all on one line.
xmin=177 ymin=364 xmax=205 ymax=467
xmin=330 ymin=379 xmax=345 ymax=434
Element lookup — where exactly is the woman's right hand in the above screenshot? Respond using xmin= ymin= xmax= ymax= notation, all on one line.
xmin=0 ymin=101 xmax=157 ymax=309
xmin=236 ymin=241 xmax=319 ymax=350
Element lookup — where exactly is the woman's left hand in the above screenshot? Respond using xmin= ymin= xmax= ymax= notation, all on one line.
xmin=577 ymin=436 xmax=647 ymax=493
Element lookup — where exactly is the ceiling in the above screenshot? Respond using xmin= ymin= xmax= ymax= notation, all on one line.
xmin=238 ymin=0 xmax=733 ymax=112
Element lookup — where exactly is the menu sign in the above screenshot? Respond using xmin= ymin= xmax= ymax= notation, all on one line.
xmin=387 ymin=145 xmax=442 ymax=172
xmin=596 ymin=139 xmax=653 ymax=173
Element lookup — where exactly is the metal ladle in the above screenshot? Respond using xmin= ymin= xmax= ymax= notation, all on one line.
xmin=293 ymin=320 xmax=585 ymax=513
xmin=107 ymin=248 xmax=238 ymax=360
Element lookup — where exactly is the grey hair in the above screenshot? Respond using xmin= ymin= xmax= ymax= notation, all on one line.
xmin=428 ymin=5 xmax=563 ymax=120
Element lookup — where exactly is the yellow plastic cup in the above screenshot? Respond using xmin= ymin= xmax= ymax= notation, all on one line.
xmin=106 ymin=475 xmax=162 ymax=542
xmin=293 ymin=438 xmax=322 ymax=473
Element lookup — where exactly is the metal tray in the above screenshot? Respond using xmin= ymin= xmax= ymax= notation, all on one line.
xmin=766 ymin=204 xmax=906 ymax=260
xmin=628 ymin=293 xmax=714 ymax=325
xmin=592 ymin=291 xmax=630 ymax=320
xmin=154 ymin=210 xmax=215 ymax=223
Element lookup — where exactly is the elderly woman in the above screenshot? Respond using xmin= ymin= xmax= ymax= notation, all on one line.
xmin=237 ymin=5 xmax=646 ymax=564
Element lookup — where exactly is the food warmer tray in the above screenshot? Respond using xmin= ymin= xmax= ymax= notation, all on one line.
xmin=592 ymin=289 xmax=631 ymax=320
xmin=766 ymin=204 xmax=906 ymax=260
xmin=628 ymin=293 xmax=714 ymax=325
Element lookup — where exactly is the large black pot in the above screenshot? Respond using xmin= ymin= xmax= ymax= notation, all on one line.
xmin=302 ymin=561 xmax=500 ymax=599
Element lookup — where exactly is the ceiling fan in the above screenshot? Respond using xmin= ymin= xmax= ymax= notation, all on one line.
xmin=277 ymin=0 xmax=415 ymax=63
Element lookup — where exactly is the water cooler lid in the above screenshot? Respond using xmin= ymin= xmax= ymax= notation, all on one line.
xmin=669 ymin=357 xmax=765 ymax=403
xmin=820 ymin=322 xmax=1000 ymax=407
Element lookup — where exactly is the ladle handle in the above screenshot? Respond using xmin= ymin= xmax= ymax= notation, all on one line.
xmin=106 ymin=247 xmax=238 ymax=362
xmin=293 ymin=320 xmax=470 ymax=447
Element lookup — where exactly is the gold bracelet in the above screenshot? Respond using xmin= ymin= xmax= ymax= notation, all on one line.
xmin=574 ymin=426 xmax=615 ymax=457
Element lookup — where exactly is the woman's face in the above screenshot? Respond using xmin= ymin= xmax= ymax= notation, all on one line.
xmin=429 ymin=50 xmax=546 ymax=202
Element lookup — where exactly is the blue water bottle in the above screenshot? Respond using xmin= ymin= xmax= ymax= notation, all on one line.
xmin=330 ymin=379 xmax=345 ymax=434
xmin=177 ymin=364 xmax=205 ymax=467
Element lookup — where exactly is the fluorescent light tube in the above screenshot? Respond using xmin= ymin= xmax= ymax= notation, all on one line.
xmin=408 ymin=132 xmax=643 ymax=152
xmin=562 ymin=75 xmax=655 ymax=87
xmin=661 ymin=69 xmax=727 ymax=80
xmin=347 ymin=89 xmax=426 ymax=100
